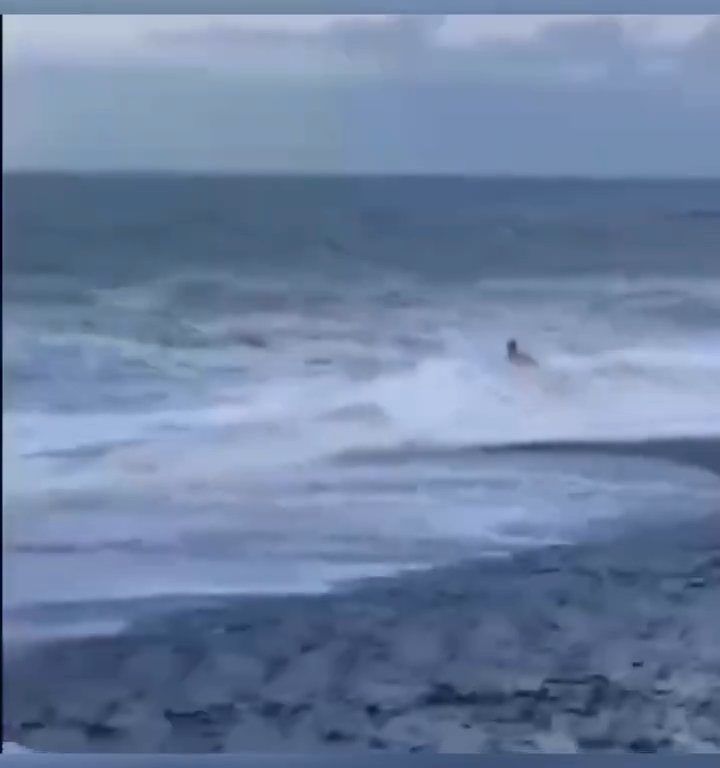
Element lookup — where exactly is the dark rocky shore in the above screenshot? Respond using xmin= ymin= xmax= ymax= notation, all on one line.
xmin=4 ymin=506 xmax=720 ymax=754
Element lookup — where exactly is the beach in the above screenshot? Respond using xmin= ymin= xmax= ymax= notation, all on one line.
xmin=5 ymin=439 xmax=720 ymax=753
xmin=4 ymin=175 xmax=720 ymax=753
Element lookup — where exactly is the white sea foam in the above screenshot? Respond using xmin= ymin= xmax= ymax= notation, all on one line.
xmin=2 ymin=742 xmax=33 ymax=753
xmin=4 ymin=274 xmax=720 ymax=616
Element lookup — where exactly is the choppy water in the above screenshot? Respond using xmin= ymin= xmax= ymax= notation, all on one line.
xmin=3 ymin=175 xmax=720 ymax=635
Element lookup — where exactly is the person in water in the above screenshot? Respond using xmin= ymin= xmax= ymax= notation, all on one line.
xmin=507 ymin=338 xmax=538 ymax=367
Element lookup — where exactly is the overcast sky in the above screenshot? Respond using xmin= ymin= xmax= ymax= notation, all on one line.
xmin=4 ymin=15 xmax=719 ymax=175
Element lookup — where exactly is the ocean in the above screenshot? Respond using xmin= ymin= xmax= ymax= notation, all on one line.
xmin=3 ymin=174 xmax=720 ymax=638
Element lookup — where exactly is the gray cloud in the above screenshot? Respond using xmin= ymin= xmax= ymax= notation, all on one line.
xmin=513 ymin=17 xmax=637 ymax=76
xmin=681 ymin=17 xmax=720 ymax=72
xmin=5 ymin=16 xmax=719 ymax=174
xmin=150 ymin=20 xmax=329 ymax=51
xmin=147 ymin=15 xmax=718 ymax=88
xmin=148 ymin=15 xmax=444 ymax=65
xmin=330 ymin=15 xmax=443 ymax=61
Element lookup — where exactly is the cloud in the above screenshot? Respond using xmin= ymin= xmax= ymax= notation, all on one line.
xmin=140 ymin=14 xmax=718 ymax=87
xmin=145 ymin=15 xmax=444 ymax=73
xmin=681 ymin=17 xmax=720 ymax=73
xmin=5 ymin=15 xmax=717 ymax=88
xmin=4 ymin=15 xmax=719 ymax=174
xmin=466 ymin=17 xmax=658 ymax=84
xmin=330 ymin=15 xmax=443 ymax=61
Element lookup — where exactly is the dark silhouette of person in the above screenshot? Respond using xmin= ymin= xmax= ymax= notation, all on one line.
xmin=507 ymin=339 xmax=538 ymax=367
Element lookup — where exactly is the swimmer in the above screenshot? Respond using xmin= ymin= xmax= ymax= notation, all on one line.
xmin=506 ymin=338 xmax=538 ymax=367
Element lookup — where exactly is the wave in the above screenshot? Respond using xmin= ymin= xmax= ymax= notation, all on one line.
xmin=336 ymin=436 xmax=720 ymax=478
xmin=2 ymin=743 xmax=33 ymax=754
xmin=6 ymin=341 xmax=720 ymax=490
xmin=4 ymin=270 xmax=720 ymax=498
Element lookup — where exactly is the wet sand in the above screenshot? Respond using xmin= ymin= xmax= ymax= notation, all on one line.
xmin=3 ymin=516 xmax=718 ymax=753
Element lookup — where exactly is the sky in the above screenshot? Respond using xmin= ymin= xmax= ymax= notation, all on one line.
xmin=4 ymin=14 xmax=720 ymax=175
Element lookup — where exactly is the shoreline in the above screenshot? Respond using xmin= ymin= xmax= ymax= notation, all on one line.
xmin=4 ymin=511 xmax=719 ymax=753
